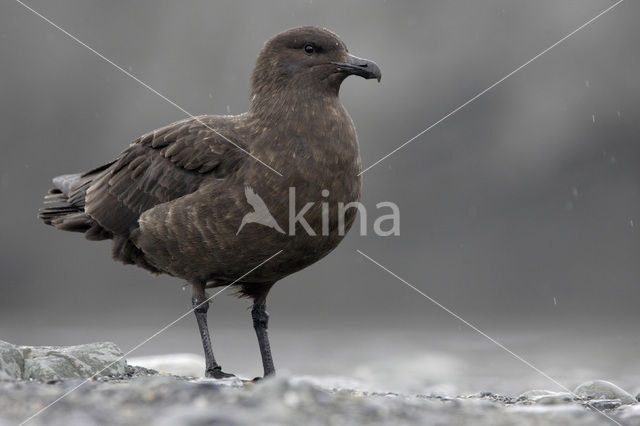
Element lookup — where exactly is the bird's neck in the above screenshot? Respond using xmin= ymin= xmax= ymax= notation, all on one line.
xmin=248 ymin=81 xmax=342 ymax=124
xmin=242 ymin=82 xmax=360 ymax=180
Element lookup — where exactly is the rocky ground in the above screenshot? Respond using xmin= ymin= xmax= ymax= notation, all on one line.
xmin=1 ymin=340 xmax=640 ymax=426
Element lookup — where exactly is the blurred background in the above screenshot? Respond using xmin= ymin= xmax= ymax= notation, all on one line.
xmin=1 ymin=0 xmax=638 ymax=394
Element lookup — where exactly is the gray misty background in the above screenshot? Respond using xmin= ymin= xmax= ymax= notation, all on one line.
xmin=1 ymin=0 xmax=639 ymax=393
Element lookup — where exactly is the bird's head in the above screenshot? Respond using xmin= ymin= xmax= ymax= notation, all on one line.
xmin=250 ymin=26 xmax=381 ymax=106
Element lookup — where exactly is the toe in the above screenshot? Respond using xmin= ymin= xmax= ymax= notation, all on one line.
xmin=205 ymin=367 xmax=235 ymax=379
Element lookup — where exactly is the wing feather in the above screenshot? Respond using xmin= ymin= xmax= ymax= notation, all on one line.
xmin=84 ymin=116 xmax=246 ymax=235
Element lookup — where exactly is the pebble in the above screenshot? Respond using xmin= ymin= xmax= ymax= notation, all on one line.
xmin=573 ymin=380 xmax=636 ymax=405
xmin=535 ymin=394 xmax=575 ymax=405
xmin=518 ymin=389 xmax=574 ymax=404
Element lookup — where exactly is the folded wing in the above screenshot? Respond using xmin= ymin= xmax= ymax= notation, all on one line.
xmin=41 ymin=116 xmax=247 ymax=240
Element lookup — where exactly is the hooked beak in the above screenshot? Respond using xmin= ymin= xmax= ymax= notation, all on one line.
xmin=332 ymin=53 xmax=382 ymax=82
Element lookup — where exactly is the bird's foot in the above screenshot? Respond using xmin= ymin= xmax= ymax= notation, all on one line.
xmin=205 ymin=366 xmax=235 ymax=379
xmin=251 ymin=371 xmax=275 ymax=382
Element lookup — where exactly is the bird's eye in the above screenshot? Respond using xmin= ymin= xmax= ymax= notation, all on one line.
xmin=304 ymin=44 xmax=315 ymax=55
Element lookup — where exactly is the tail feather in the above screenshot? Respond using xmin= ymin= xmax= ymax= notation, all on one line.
xmin=39 ymin=188 xmax=79 ymax=225
xmin=39 ymin=168 xmax=113 ymax=241
xmin=50 ymin=212 xmax=93 ymax=232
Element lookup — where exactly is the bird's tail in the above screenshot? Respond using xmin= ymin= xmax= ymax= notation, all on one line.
xmin=39 ymin=163 xmax=114 ymax=240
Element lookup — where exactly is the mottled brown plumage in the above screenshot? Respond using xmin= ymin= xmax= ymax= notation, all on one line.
xmin=39 ymin=26 xmax=381 ymax=378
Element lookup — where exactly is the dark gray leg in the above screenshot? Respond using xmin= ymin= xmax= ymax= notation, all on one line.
xmin=252 ymin=303 xmax=275 ymax=377
xmin=192 ymin=294 xmax=234 ymax=379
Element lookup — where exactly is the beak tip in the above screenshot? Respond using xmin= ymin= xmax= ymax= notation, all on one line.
xmin=333 ymin=55 xmax=382 ymax=82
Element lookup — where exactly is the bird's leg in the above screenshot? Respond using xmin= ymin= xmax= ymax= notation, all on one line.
xmin=252 ymin=303 xmax=275 ymax=377
xmin=192 ymin=286 xmax=234 ymax=379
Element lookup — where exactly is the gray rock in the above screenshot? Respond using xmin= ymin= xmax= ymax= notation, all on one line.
xmin=0 ymin=341 xmax=23 ymax=380
xmin=22 ymin=342 xmax=126 ymax=381
xmin=519 ymin=389 xmax=556 ymax=399
xmin=573 ymin=380 xmax=636 ymax=405
xmin=0 ymin=340 xmax=126 ymax=381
